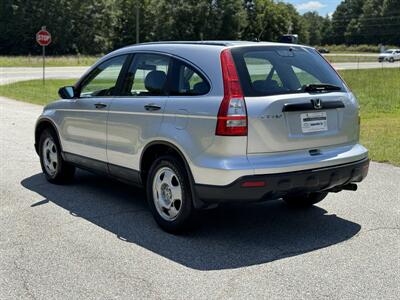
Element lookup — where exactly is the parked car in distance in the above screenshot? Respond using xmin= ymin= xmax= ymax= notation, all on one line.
xmin=35 ymin=41 xmax=369 ymax=233
xmin=317 ymin=48 xmax=330 ymax=54
xmin=378 ymin=49 xmax=400 ymax=62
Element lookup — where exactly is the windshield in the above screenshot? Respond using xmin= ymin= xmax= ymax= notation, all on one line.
xmin=231 ymin=46 xmax=346 ymax=97
xmin=384 ymin=50 xmax=394 ymax=53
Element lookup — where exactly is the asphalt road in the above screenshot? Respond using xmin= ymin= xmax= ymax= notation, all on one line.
xmin=0 ymin=97 xmax=399 ymax=299
xmin=1 ymin=61 xmax=400 ymax=85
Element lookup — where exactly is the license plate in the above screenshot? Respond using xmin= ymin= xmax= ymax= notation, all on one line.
xmin=301 ymin=112 xmax=328 ymax=133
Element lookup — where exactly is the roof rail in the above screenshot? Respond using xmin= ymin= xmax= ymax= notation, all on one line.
xmin=125 ymin=41 xmax=258 ymax=47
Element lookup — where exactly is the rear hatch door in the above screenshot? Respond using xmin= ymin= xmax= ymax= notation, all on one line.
xmin=231 ymin=45 xmax=359 ymax=154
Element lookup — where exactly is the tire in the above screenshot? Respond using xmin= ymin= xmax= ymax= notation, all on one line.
xmin=283 ymin=192 xmax=328 ymax=208
xmin=146 ymin=155 xmax=195 ymax=233
xmin=39 ymin=129 xmax=75 ymax=184
xmin=389 ymin=57 xmax=394 ymax=63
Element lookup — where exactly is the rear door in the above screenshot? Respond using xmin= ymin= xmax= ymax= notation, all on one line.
xmin=106 ymin=53 xmax=171 ymax=173
xmin=232 ymin=46 xmax=359 ymax=154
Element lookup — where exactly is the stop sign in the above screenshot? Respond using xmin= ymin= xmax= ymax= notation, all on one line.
xmin=36 ymin=27 xmax=51 ymax=46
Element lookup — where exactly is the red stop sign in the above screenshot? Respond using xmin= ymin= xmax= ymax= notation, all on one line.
xmin=36 ymin=28 xmax=51 ymax=46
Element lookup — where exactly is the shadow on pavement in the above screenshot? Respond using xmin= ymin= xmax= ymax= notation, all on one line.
xmin=21 ymin=170 xmax=361 ymax=271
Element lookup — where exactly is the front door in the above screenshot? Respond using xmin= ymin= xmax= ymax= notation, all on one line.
xmin=60 ymin=55 xmax=128 ymax=166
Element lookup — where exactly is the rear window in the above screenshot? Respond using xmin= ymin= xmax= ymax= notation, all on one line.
xmin=231 ymin=46 xmax=346 ymax=97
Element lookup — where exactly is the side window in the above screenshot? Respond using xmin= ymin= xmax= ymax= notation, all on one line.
xmin=243 ymin=56 xmax=284 ymax=93
xmin=80 ymin=55 xmax=127 ymax=98
xmin=291 ymin=66 xmax=322 ymax=87
xmin=123 ymin=54 xmax=170 ymax=96
xmin=169 ymin=60 xmax=210 ymax=96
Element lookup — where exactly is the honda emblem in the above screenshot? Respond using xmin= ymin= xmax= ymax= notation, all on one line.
xmin=311 ymin=99 xmax=322 ymax=109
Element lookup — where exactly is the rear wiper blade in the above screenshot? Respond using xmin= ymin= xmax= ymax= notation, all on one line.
xmin=303 ymin=83 xmax=341 ymax=93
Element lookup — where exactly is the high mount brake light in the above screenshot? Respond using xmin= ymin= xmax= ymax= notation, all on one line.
xmin=216 ymin=49 xmax=247 ymax=136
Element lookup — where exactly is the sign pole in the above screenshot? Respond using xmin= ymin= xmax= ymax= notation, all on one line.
xmin=36 ymin=26 xmax=51 ymax=85
xmin=42 ymin=45 xmax=45 ymax=85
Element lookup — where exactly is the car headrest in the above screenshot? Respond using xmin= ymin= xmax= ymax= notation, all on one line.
xmin=252 ymin=79 xmax=279 ymax=92
xmin=193 ymin=82 xmax=209 ymax=95
xmin=144 ymin=70 xmax=167 ymax=94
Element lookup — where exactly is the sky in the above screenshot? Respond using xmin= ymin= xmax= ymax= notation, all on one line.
xmin=285 ymin=0 xmax=342 ymax=17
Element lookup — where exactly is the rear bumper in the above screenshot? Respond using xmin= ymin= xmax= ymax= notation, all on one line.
xmin=190 ymin=143 xmax=368 ymax=186
xmin=195 ymin=157 xmax=369 ymax=203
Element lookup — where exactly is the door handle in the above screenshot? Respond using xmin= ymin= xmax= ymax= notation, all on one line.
xmin=144 ymin=104 xmax=161 ymax=111
xmin=94 ymin=103 xmax=107 ymax=109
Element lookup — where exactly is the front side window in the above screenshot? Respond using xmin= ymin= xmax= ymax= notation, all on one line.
xmin=80 ymin=55 xmax=127 ymax=98
xmin=169 ymin=60 xmax=210 ymax=96
xmin=232 ymin=47 xmax=346 ymax=96
xmin=122 ymin=54 xmax=170 ymax=96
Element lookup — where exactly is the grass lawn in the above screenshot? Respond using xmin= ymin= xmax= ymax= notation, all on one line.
xmin=0 ymin=55 xmax=99 ymax=67
xmin=339 ymin=68 xmax=400 ymax=166
xmin=0 ymin=79 xmax=77 ymax=105
xmin=0 ymin=68 xmax=399 ymax=165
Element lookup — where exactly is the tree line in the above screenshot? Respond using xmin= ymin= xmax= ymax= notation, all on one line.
xmin=1 ymin=0 xmax=399 ymax=55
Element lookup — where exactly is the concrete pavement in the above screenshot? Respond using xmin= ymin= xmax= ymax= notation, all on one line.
xmin=0 ymin=96 xmax=399 ymax=299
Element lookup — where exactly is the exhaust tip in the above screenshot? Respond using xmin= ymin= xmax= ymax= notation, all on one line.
xmin=342 ymin=183 xmax=358 ymax=191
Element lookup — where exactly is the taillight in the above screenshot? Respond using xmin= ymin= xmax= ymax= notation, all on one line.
xmin=216 ymin=49 xmax=247 ymax=136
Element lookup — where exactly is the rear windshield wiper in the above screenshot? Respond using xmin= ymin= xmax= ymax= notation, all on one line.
xmin=303 ymin=83 xmax=342 ymax=93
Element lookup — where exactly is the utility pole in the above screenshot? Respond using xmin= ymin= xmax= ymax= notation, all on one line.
xmin=287 ymin=22 xmax=293 ymax=34
xmin=136 ymin=2 xmax=140 ymax=44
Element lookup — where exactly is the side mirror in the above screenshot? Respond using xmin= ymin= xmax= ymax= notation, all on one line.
xmin=58 ymin=86 xmax=76 ymax=99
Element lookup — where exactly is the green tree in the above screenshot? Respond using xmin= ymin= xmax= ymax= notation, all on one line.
xmin=320 ymin=16 xmax=333 ymax=45
xmin=381 ymin=0 xmax=400 ymax=44
xmin=303 ymin=12 xmax=325 ymax=45
xmin=245 ymin=0 xmax=307 ymax=43
xmin=331 ymin=0 xmax=364 ymax=44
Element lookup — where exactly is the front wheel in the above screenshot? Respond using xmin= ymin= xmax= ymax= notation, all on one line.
xmin=146 ymin=155 xmax=195 ymax=233
xmin=39 ymin=129 xmax=75 ymax=184
xmin=283 ymin=192 xmax=328 ymax=208
xmin=389 ymin=57 xmax=395 ymax=63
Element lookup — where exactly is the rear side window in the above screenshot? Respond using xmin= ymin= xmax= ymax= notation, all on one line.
xmin=232 ymin=47 xmax=346 ymax=96
xmin=169 ymin=59 xmax=210 ymax=96
xmin=122 ymin=53 xmax=170 ymax=96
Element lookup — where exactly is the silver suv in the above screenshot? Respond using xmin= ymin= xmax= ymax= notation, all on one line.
xmin=378 ymin=49 xmax=400 ymax=63
xmin=35 ymin=41 xmax=369 ymax=232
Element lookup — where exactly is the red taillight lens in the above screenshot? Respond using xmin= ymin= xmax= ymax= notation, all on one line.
xmin=216 ymin=49 xmax=247 ymax=136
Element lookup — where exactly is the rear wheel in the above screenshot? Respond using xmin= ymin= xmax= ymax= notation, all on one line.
xmin=389 ymin=57 xmax=395 ymax=63
xmin=146 ymin=155 xmax=195 ymax=233
xmin=39 ymin=129 xmax=75 ymax=184
xmin=283 ymin=192 xmax=328 ymax=208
